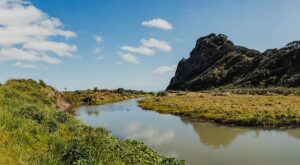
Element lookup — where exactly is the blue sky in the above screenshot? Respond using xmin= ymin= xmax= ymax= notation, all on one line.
xmin=1 ymin=0 xmax=300 ymax=91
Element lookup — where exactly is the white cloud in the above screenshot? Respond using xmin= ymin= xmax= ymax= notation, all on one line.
xmin=142 ymin=18 xmax=173 ymax=30
xmin=0 ymin=48 xmax=62 ymax=64
xmin=23 ymin=41 xmax=77 ymax=57
xmin=116 ymin=61 xmax=123 ymax=65
xmin=120 ymin=38 xmax=172 ymax=56
xmin=96 ymin=55 xmax=104 ymax=61
xmin=94 ymin=35 xmax=102 ymax=43
xmin=93 ymin=47 xmax=106 ymax=61
xmin=121 ymin=45 xmax=155 ymax=56
xmin=120 ymin=53 xmax=140 ymax=64
xmin=0 ymin=0 xmax=76 ymax=66
xmin=92 ymin=35 xmax=104 ymax=60
xmin=153 ymin=65 xmax=177 ymax=75
xmin=141 ymin=38 xmax=172 ymax=52
xmin=13 ymin=61 xmax=38 ymax=69
xmin=93 ymin=47 xmax=101 ymax=54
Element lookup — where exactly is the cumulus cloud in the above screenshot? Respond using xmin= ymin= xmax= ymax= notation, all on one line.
xmin=96 ymin=55 xmax=104 ymax=61
xmin=23 ymin=41 xmax=77 ymax=57
xmin=120 ymin=53 xmax=140 ymax=64
xmin=93 ymin=47 xmax=101 ymax=54
xmin=142 ymin=18 xmax=173 ymax=30
xmin=153 ymin=65 xmax=177 ymax=75
xmin=0 ymin=0 xmax=76 ymax=66
xmin=120 ymin=38 xmax=172 ymax=56
xmin=0 ymin=48 xmax=62 ymax=64
xmin=94 ymin=34 xmax=102 ymax=43
xmin=116 ymin=61 xmax=123 ymax=65
xmin=121 ymin=45 xmax=155 ymax=56
xmin=141 ymin=38 xmax=172 ymax=52
xmin=13 ymin=61 xmax=38 ymax=69
xmin=92 ymin=35 xmax=105 ymax=60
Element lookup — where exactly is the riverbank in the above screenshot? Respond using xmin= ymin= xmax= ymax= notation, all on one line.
xmin=0 ymin=79 xmax=183 ymax=165
xmin=139 ymin=91 xmax=300 ymax=128
xmin=58 ymin=86 xmax=152 ymax=111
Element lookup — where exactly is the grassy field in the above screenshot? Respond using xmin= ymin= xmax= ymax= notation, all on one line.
xmin=202 ymin=87 xmax=300 ymax=96
xmin=139 ymin=92 xmax=300 ymax=128
xmin=60 ymin=88 xmax=151 ymax=110
xmin=0 ymin=79 xmax=183 ymax=165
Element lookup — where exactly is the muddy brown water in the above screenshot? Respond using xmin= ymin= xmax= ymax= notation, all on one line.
xmin=76 ymin=99 xmax=300 ymax=165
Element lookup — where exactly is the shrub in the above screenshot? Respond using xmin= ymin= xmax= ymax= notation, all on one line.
xmin=17 ymin=105 xmax=45 ymax=123
xmin=62 ymin=139 xmax=93 ymax=164
xmin=116 ymin=88 xmax=125 ymax=94
xmin=39 ymin=80 xmax=47 ymax=87
xmin=45 ymin=119 xmax=58 ymax=133
xmin=54 ymin=111 xmax=70 ymax=123
xmin=93 ymin=87 xmax=99 ymax=92
xmin=157 ymin=91 xmax=168 ymax=96
xmin=81 ymin=96 xmax=92 ymax=105
xmin=176 ymin=92 xmax=187 ymax=96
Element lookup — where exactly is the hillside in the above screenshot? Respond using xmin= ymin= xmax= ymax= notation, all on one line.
xmin=0 ymin=79 xmax=182 ymax=165
xmin=167 ymin=33 xmax=300 ymax=91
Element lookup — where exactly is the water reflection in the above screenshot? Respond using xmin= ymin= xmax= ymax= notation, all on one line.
xmin=287 ymin=129 xmax=300 ymax=140
xmin=76 ymin=99 xmax=300 ymax=165
xmin=180 ymin=117 xmax=250 ymax=149
xmin=86 ymin=110 xmax=100 ymax=116
xmin=125 ymin=122 xmax=175 ymax=146
xmin=192 ymin=122 xmax=248 ymax=149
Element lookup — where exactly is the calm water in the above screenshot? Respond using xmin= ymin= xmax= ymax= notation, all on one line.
xmin=76 ymin=99 xmax=300 ymax=165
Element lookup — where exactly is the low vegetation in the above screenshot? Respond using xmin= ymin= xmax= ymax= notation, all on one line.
xmin=202 ymin=87 xmax=300 ymax=96
xmin=0 ymin=79 xmax=183 ymax=165
xmin=60 ymin=87 xmax=152 ymax=111
xmin=139 ymin=91 xmax=300 ymax=128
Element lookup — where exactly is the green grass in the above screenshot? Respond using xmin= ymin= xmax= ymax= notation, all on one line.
xmin=201 ymin=87 xmax=300 ymax=96
xmin=139 ymin=92 xmax=300 ymax=128
xmin=0 ymin=79 xmax=183 ymax=165
xmin=60 ymin=88 xmax=152 ymax=109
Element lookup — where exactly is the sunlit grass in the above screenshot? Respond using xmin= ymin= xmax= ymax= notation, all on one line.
xmin=0 ymin=79 xmax=183 ymax=165
xmin=60 ymin=88 xmax=152 ymax=109
xmin=139 ymin=92 xmax=300 ymax=128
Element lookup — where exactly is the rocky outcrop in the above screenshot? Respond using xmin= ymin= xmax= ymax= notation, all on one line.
xmin=167 ymin=33 xmax=300 ymax=91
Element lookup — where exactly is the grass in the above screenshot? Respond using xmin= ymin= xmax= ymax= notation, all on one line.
xmin=0 ymin=79 xmax=183 ymax=165
xmin=60 ymin=88 xmax=151 ymax=109
xmin=201 ymin=87 xmax=300 ymax=96
xmin=139 ymin=92 xmax=300 ymax=128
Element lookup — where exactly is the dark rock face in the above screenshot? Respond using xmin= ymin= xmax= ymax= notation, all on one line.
xmin=167 ymin=33 xmax=300 ymax=91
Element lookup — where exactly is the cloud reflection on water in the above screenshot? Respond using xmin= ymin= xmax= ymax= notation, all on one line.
xmin=124 ymin=121 xmax=175 ymax=146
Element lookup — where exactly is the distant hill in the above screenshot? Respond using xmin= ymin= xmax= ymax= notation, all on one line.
xmin=167 ymin=33 xmax=300 ymax=91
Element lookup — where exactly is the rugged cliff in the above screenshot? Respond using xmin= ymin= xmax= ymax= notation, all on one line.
xmin=167 ymin=33 xmax=300 ymax=91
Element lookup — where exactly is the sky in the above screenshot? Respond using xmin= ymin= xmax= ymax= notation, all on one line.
xmin=1 ymin=0 xmax=300 ymax=91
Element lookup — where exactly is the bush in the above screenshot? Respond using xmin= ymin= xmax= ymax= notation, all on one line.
xmin=39 ymin=80 xmax=47 ymax=87
xmin=157 ymin=91 xmax=168 ymax=96
xmin=81 ymin=96 xmax=92 ymax=105
xmin=45 ymin=120 xmax=58 ymax=133
xmin=116 ymin=88 xmax=125 ymax=94
xmin=54 ymin=111 xmax=70 ymax=123
xmin=62 ymin=139 xmax=93 ymax=164
xmin=17 ymin=105 xmax=45 ymax=123
xmin=93 ymin=87 xmax=99 ymax=92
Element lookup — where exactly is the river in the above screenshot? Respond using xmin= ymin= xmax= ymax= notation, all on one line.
xmin=76 ymin=99 xmax=300 ymax=165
